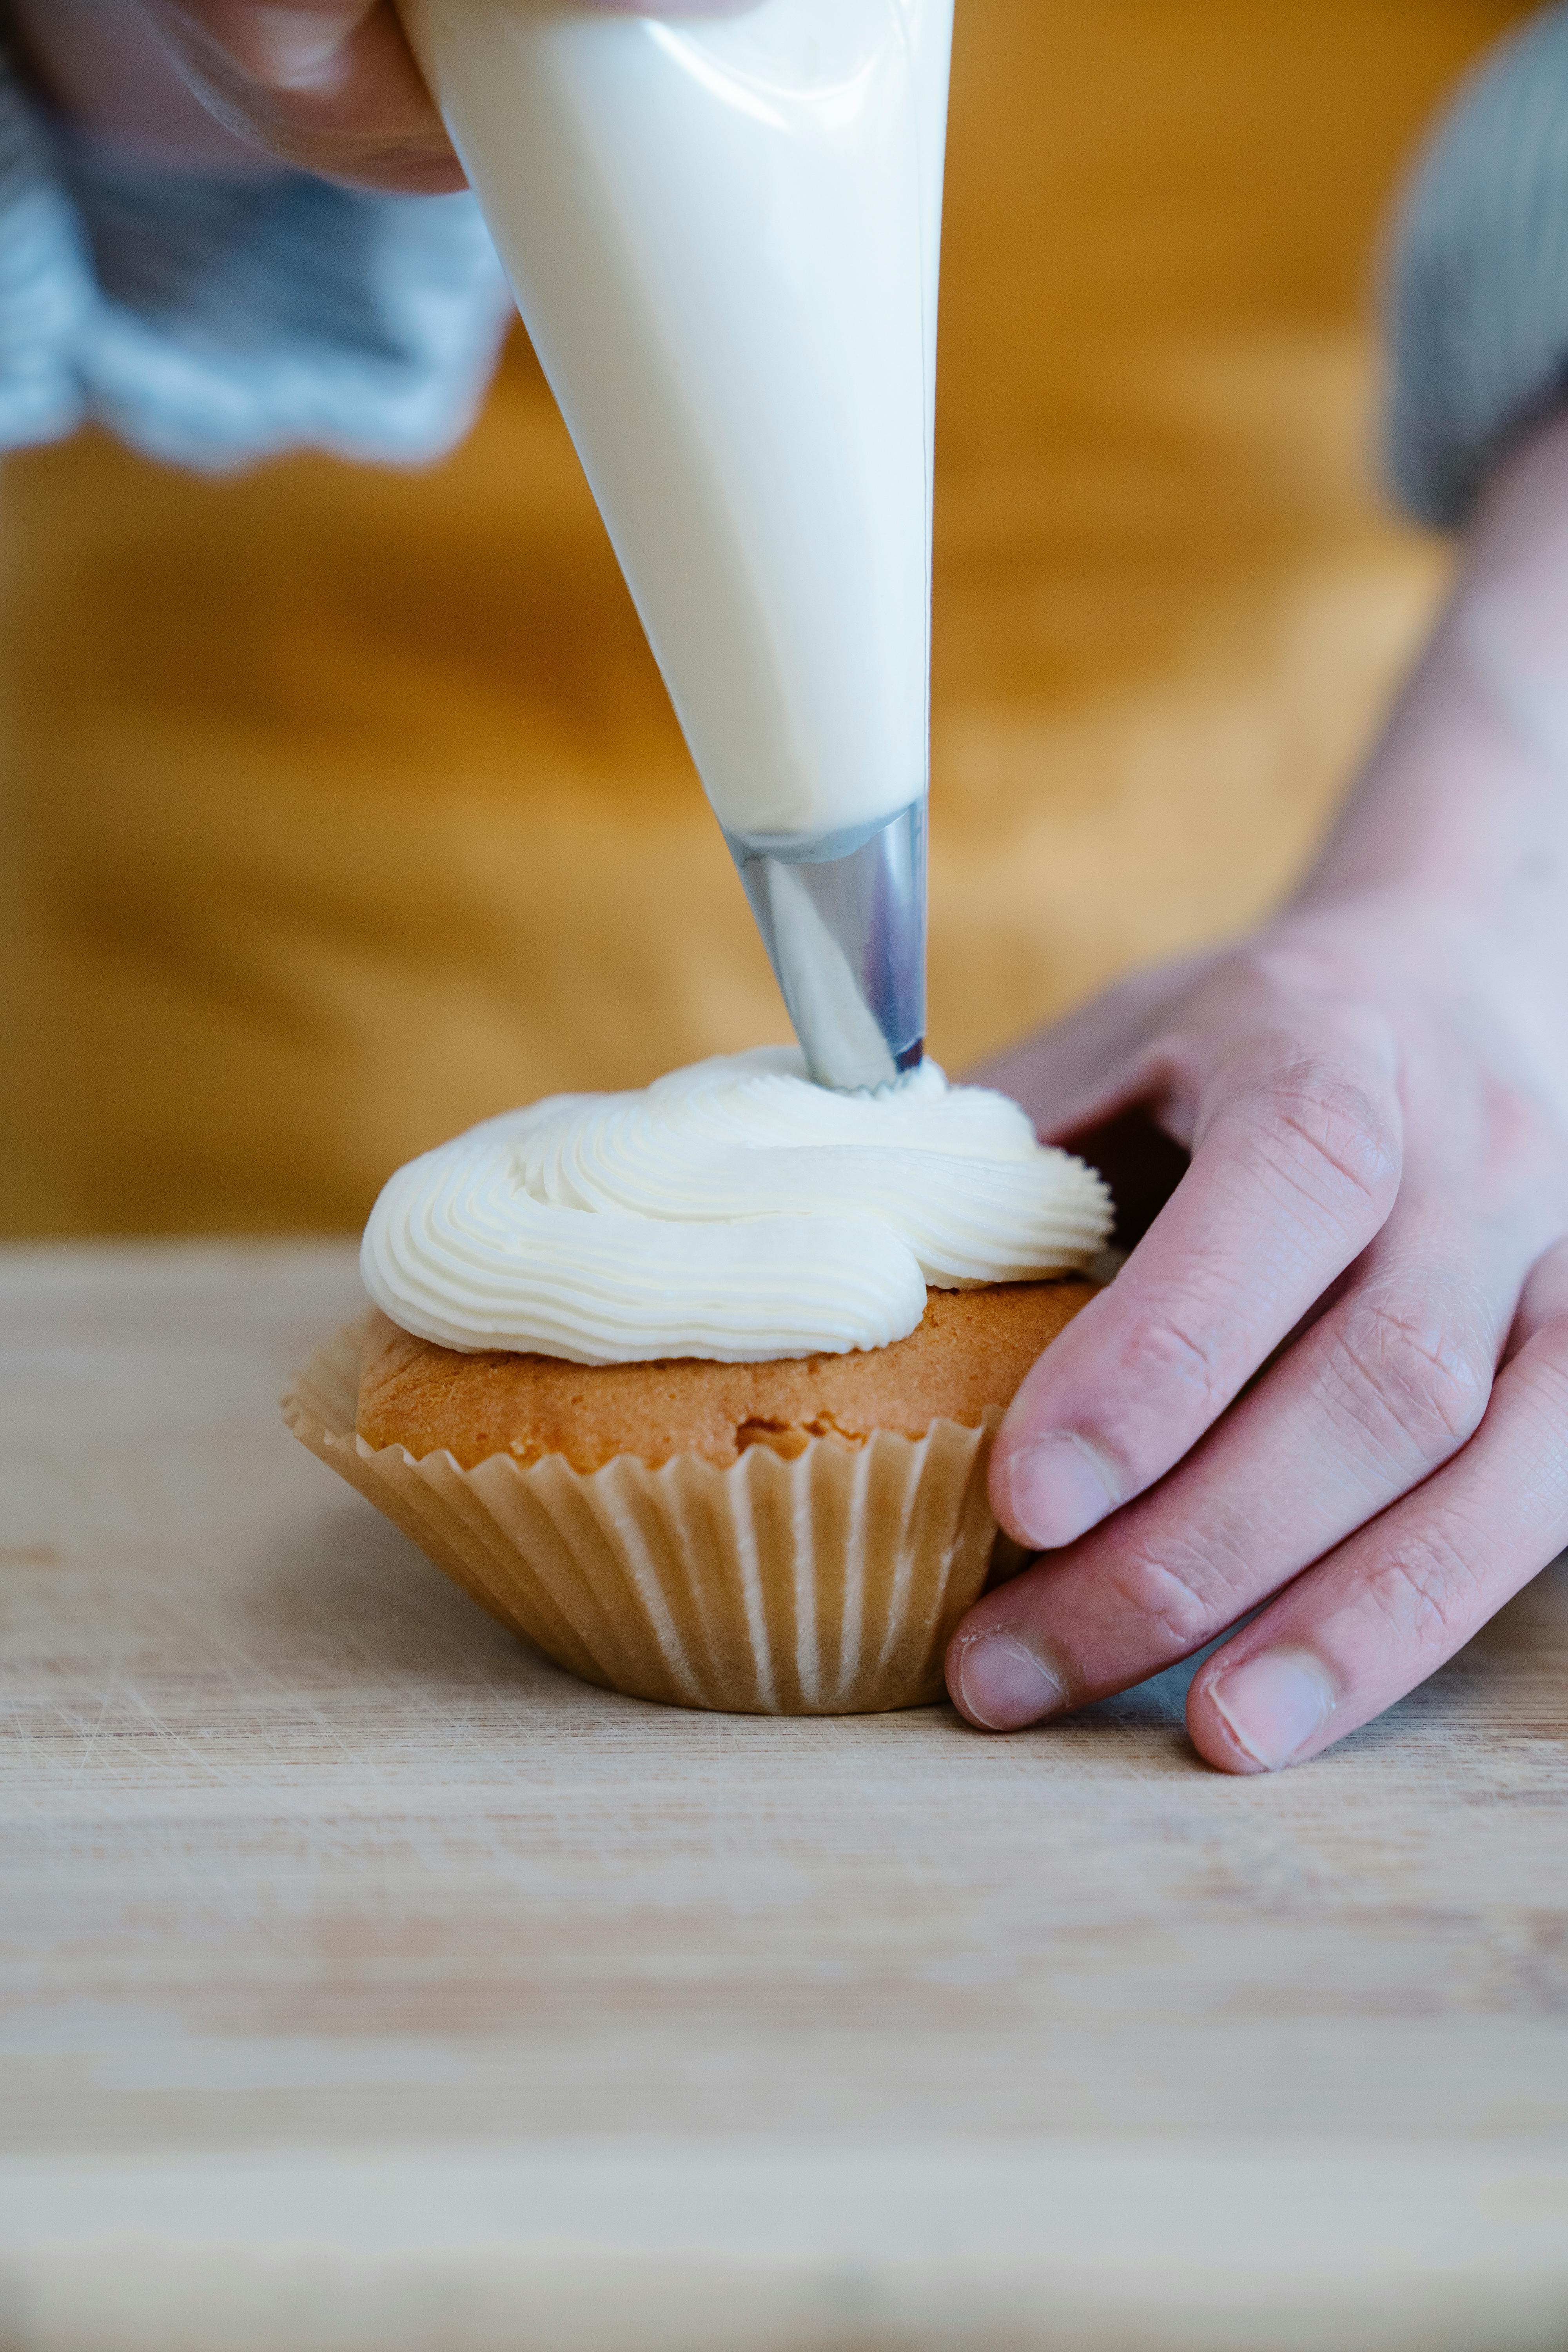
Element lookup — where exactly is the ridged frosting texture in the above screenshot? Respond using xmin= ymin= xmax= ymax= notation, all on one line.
xmin=361 ymin=1048 xmax=1112 ymax=1364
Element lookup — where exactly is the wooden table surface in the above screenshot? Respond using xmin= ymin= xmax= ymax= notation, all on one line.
xmin=3 ymin=1241 xmax=1567 ymax=2352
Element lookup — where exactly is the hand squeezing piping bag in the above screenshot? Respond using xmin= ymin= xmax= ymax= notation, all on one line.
xmin=398 ymin=0 xmax=955 ymax=1091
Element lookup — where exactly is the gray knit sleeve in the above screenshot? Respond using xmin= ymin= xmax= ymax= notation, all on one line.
xmin=1390 ymin=4 xmax=1568 ymax=526
xmin=0 ymin=43 xmax=514 ymax=473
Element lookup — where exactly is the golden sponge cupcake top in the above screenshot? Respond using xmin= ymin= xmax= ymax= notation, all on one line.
xmin=358 ymin=1279 xmax=1097 ymax=1472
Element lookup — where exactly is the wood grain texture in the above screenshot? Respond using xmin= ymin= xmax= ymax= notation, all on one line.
xmin=2 ymin=1243 xmax=1566 ymax=2350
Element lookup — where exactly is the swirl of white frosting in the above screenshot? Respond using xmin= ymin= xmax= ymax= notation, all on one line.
xmin=361 ymin=1048 xmax=1112 ymax=1363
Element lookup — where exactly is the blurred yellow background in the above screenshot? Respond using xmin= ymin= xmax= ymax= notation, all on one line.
xmin=0 ymin=0 xmax=1530 ymax=1235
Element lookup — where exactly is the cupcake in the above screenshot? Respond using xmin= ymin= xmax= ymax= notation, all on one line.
xmin=284 ymin=1049 xmax=1111 ymax=1714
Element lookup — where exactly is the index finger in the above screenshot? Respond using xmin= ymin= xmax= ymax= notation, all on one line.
xmin=989 ymin=1024 xmax=1403 ymax=1552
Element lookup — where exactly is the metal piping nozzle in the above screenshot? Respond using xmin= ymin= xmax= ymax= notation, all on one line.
xmin=725 ymin=799 xmax=927 ymax=1094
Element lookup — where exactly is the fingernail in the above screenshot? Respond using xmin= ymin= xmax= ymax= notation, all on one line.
xmin=1209 ymin=1647 xmax=1337 ymax=1771
xmin=955 ymin=1632 xmax=1066 ymax=1731
xmin=998 ymin=1432 xmax=1118 ymax=1550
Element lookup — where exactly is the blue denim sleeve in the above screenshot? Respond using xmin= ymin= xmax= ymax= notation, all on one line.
xmin=1389 ymin=5 xmax=1568 ymax=527
xmin=0 ymin=44 xmax=513 ymax=472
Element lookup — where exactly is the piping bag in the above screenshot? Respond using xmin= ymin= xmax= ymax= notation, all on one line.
xmin=399 ymin=0 xmax=955 ymax=1092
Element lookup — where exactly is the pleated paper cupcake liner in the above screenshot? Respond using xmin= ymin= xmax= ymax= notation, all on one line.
xmin=283 ymin=1315 xmax=1005 ymax=1715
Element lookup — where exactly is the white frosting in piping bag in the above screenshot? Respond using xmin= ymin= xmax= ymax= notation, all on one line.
xmin=362 ymin=1050 xmax=1112 ymax=1364
xmin=399 ymin=0 xmax=954 ymax=842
